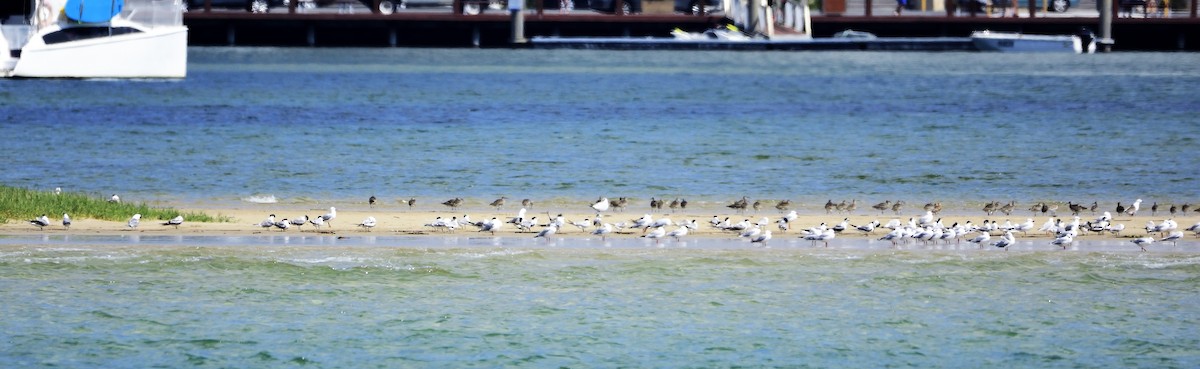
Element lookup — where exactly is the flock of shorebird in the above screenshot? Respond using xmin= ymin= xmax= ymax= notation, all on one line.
xmin=255 ymin=207 xmax=349 ymax=232
xmin=23 ymin=194 xmax=1199 ymax=251
xmin=238 ymin=196 xmax=1198 ymax=251
xmin=27 ymin=212 xmax=183 ymax=231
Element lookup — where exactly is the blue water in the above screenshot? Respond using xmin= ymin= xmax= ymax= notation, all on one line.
xmin=3 ymin=48 xmax=1200 ymax=368
xmin=1 ymin=48 xmax=1198 ymax=208
xmin=2 ymin=242 xmax=1200 ymax=368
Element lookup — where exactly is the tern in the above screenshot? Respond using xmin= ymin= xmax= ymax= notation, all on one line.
xmin=750 ymin=230 xmax=773 ymax=245
xmin=591 ymin=197 xmax=610 ymax=212
xmin=162 ymin=215 xmax=184 ymax=229
xmin=127 ymin=214 xmax=142 ymax=230
xmin=357 ymin=216 xmax=377 ymax=231
xmin=642 ymin=226 xmax=666 ymax=244
xmin=592 ymin=223 xmax=613 ymax=241
xmin=667 ymin=226 xmax=689 ymax=241
xmin=1132 ymin=236 xmax=1154 ymax=251
xmin=29 ymin=214 xmax=50 ymax=230
xmin=534 ymin=224 xmax=558 ymax=240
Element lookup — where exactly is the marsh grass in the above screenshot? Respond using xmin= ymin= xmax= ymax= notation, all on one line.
xmin=0 ymin=186 xmax=231 ymax=223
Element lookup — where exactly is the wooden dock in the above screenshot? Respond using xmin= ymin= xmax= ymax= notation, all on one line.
xmin=181 ymin=9 xmax=1199 ymax=50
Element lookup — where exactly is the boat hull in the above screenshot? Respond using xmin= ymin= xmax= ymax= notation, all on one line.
xmin=971 ymin=31 xmax=1083 ymax=53
xmin=11 ymin=26 xmax=187 ymax=78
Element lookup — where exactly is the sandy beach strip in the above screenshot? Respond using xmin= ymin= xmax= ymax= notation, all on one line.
xmin=2 ymin=202 xmax=1196 ymax=242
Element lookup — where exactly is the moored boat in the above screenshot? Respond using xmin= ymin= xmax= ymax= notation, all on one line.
xmin=1 ymin=0 xmax=188 ymax=78
xmin=970 ymin=30 xmax=1093 ymax=54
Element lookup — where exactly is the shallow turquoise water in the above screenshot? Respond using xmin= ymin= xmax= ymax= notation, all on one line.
xmin=2 ymin=243 xmax=1199 ymax=368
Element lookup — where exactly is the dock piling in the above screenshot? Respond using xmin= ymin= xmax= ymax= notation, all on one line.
xmin=510 ymin=0 xmax=526 ymax=44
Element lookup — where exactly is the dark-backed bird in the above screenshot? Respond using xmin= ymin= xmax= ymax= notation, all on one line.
xmin=30 ymin=214 xmax=50 ymax=230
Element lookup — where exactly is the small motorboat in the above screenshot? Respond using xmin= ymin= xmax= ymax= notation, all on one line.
xmin=970 ymin=30 xmax=1093 ymax=54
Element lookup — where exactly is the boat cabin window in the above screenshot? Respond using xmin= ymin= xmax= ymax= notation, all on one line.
xmin=43 ymin=27 xmax=142 ymax=45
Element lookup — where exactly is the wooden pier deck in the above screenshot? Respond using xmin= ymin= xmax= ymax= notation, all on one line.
xmin=179 ymin=6 xmax=1200 ymax=50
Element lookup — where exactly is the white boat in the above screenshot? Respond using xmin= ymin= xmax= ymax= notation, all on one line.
xmin=970 ymin=30 xmax=1092 ymax=54
xmin=1 ymin=0 xmax=187 ymax=78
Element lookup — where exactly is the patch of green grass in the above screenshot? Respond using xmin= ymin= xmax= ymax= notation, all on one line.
xmin=0 ymin=185 xmax=231 ymax=223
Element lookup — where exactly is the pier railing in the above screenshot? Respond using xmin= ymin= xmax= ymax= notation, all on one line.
xmin=123 ymin=0 xmax=186 ymax=28
xmin=726 ymin=0 xmax=812 ymax=35
xmin=183 ymin=0 xmax=1194 ymax=16
xmin=823 ymin=0 xmax=1194 ymax=17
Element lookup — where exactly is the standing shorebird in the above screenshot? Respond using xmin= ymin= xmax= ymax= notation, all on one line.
xmin=480 ymin=218 xmax=503 ymax=235
xmin=490 ymin=197 xmax=508 ymax=210
xmin=357 ymin=216 xmax=377 ymax=231
xmin=1127 ymin=199 xmax=1143 ymax=216
xmin=127 ymin=214 xmax=142 ymax=230
xmin=522 ymin=198 xmax=533 ymax=209
xmin=991 ymin=231 xmax=1015 ymax=251
xmin=592 ymin=223 xmax=613 ymax=241
xmin=62 ymin=213 xmax=71 ymax=230
xmin=162 ymin=215 xmax=184 ymax=229
xmin=667 ymin=226 xmax=688 ymax=241
xmin=368 ymin=196 xmax=377 ymax=207
xmin=29 ymin=214 xmax=51 ymax=230
xmin=1051 ymin=233 xmax=1074 ymax=249
xmin=643 ymin=226 xmax=667 ymax=244
xmin=259 ymin=214 xmax=276 ymax=229
xmin=751 ymin=230 xmax=773 ymax=245
xmin=1160 ymin=231 xmax=1184 ymax=246
xmin=873 ymin=200 xmax=891 ymax=214
xmin=290 ymin=215 xmax=309 ymax=231
xmin=591 ymin=197 xmax=610 ymax=212
xmin=321 ymin=207 xmax=337 ymax=229
xmin=534 ymin=224 xmax=558 ymax=240
xmin=968 ymin=232 xmax=991 ymax=249
xmin=1132 ymin=236 xmax=1154 ymax=251
xmin=570 ymin=218 xmax=591 ymax=232
xmin=728 ymin=196 xmax=749 ymax=213
xmin=775 ymin=199 xmax=791 ymax=211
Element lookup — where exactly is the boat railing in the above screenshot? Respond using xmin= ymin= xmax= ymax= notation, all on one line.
xmin=725 ymin=0 xmax=811 ymax=37
xmin=120 ymin=0 xmax=185 ymax=29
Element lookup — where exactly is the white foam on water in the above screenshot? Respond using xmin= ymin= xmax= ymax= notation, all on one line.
xmin=242 ymin=194 xmax=278 ymax=204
